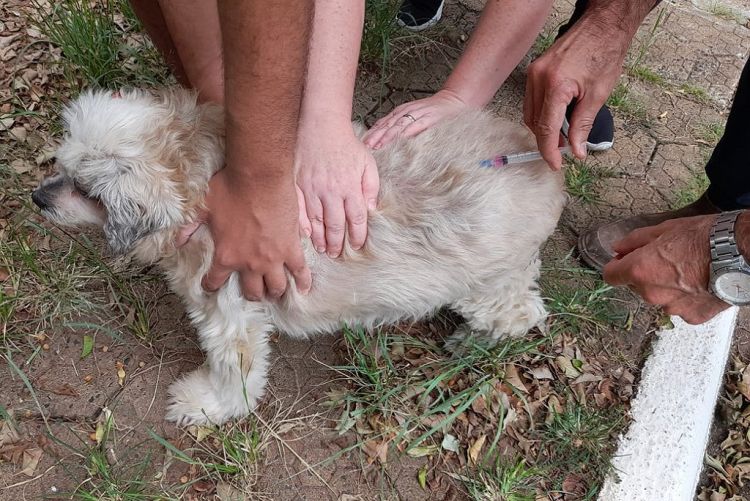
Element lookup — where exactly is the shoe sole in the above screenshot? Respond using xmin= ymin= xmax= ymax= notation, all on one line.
xmin=586 ymin=140 xmax=613 ymax=152
xmin=396 ymin=2 xmax=444 ymax=32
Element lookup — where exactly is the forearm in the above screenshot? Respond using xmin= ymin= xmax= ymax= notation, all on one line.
xmin=218 ymin=0 xmax=312 ymax=188
xmin=565 ymin=0 xmax=661 ymax=61
xmin=442 ymin=0 xmax=554 ymax=108
xmin=299 ymin=0 xmax=363 ymax=130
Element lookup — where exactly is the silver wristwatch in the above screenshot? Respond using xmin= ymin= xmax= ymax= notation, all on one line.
xmin=709 ymin=210 xmax=750 ymax=305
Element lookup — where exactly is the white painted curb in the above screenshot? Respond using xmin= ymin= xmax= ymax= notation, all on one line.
xmin=598 ymin=307 xmax=738 ymax=501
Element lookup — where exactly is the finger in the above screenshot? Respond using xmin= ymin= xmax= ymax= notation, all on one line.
xmin=365 ymin=108 xmax=412 ymax=147
xmin=602 ymin=251 xmax=637 ymax=287
xmin=287 ymin=249 xmax=312 ymax=294
xmin=536 ymin=92 xmax=570 ymax=171
xmin=323 ymin=197 xmax=347 ymax=258
xmin=202 ymin=264 xmax=233 ymax=292
xmin=567 ymin=97 xmax=599 ymax=159
xmin=175 ymin=221 xmax=202 ymax=247
xmin=239 ymin=271 xmax=265 ymax=301
xmin=296 ymin=186 xmax=311 ymax=238
xmin=344 ymin=195 xmax=368 ymax=250
xmin=263 ymin=267 xmax=289 ymax=299
xmin=374 ymin=115 xmax=416 ymax=149
xmin=523 ymin=70 xmax=537 ymax=131
xmin=611 ymin=225 xmax=666 ymax=256
xmin=305 ymin=194 xmax=326 ymax=253
xmin=362 ymin=156 xmax=380 ymax=211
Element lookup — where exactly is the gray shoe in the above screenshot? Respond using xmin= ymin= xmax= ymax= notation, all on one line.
xmin=577 ymin=193 xmax=721 ymax=272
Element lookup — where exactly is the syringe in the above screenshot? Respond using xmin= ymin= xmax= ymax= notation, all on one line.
xmin=479 ymin=145 xmax=573 ymax=169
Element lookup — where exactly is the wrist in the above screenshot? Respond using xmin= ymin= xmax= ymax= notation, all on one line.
xmin=735 ymin=210 xmax=750 ymax=259
xmin=298 ymin=112 xmax=354 ymax=138
xmin=439 ymin=85 xmax=486 ymax=109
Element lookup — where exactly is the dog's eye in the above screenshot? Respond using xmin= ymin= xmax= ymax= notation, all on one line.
xmin=73 ymin=179 xmax=91 ymax=197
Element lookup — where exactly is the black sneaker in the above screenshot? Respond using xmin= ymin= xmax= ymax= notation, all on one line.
xmin=397 ymin=0 xmax=444 ymax=32
xmin=562 ymin=103 xmax=615 ymax=151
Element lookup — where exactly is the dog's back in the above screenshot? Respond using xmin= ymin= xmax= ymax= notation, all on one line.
xmin=273 ymin=110 xmax=565 ymax=336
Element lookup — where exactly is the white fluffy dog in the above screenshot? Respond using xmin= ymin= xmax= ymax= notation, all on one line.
xmin=32 ymin=88 xmax=565 ymax=425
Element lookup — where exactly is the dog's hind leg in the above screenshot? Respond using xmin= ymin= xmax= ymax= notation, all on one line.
xmin=448 ymin=257 xmax=546 ymax=350
xmin=166 ymin=310 xmax=271 ymax=426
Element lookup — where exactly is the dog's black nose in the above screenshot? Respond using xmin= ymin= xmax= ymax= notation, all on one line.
xmin=31 ymin=189 xmax=51 ymax=210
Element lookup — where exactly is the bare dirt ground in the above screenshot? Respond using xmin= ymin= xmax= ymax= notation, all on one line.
xmin=2 ymin=0 xmax=750 ymax=500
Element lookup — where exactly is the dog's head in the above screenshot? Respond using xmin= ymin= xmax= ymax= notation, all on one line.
xmin=33 ymin=89 xmax=215 ymax=255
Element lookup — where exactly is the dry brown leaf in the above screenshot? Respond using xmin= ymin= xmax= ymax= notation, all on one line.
xmin=738 ymin=365 xmax=750 ymax=401
xmin=10 ymin=159 xmax=32 ymax=174
xmin=0 ymin=266 xmax=9 ymax=282
xmin=529 ymin=366 xmax=554 ymax=380
xmin=20 ymin=447 xmax=42 ymax=477
xmin=468 ymin=434 xmax=486 ymax=466
xmin=116 ymin=361 xmax=126 ymax=386
xmin=504 ymin=364 xmax=528 ymax=393
xmin=0 ymin=421 xmax=20 ymax=446
xmin=362 ymin=438 xmax=389 ymax=465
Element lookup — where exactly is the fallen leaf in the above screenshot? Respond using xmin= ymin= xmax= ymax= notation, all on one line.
xmin=81 ymin=335 xmax=93 ymax=359
xmin=504 ymin=364 xmax=528 ymax=393
xmin=20 ymin=448 xmax=42 ymax=476
xmin=116 ymin=361 xmax=126 ymax=386
xmin=556 ymin=356 xmax=582 ymax=379
xmin=529 ymin=366 xmax=554 ymax=380
xmin=468 ymin=434 xmax=486 ymax=465
xmin=417 ymin=464 xmax=428 ymax=490
xmin=406 ymin=445 xmax=439 ymax=458
xmin=362 ymin=438 xmax=389 ymax=464
xmin=0 ymin=267 xmax=8 ymax=283
xmin=738 ymin=365 xmax=750 ymax=401
xmin=0 ymin=421 xmax=20 ymax=446
xmin=10 ymin=159 xmax=32 ymax=174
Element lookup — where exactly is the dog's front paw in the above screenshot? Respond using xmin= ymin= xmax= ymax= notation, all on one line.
xmin=166 ymin=367 xmax=257 ymax=426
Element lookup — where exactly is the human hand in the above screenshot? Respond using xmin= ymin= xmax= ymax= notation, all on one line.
xmin=524 ymin=18 xmax=628 ymax=170
xmin=295 ymin=124 xmax=379 ymax=257
xmin=603 ymin=215 xmax=729 ymax=325
xmin=363 ymin=89 xmax=471 ymax=150
xmin=200 ymin=169 xmax=311 ymax=301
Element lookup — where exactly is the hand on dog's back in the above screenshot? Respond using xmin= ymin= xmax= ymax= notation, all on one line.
xmin=199 ymin=169 xmax=311 ymax=301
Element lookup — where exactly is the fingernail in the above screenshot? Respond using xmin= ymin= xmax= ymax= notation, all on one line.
xmin=368 ymin=199 xmax=377 ymax=210
xmin=327 ymin=250 xmax=339 ymax=258
xmin=316 ymin=246 xmax=325 ymax=253
xmin=303 ymin=227 xmax=311 ymax=238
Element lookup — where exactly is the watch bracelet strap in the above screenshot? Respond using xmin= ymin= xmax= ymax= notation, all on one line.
xmin=710 ymin=210 xmax=745 ymax=271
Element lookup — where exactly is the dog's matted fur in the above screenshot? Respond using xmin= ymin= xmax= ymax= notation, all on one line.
xmin=33 ymin=88 xmax=566 ymax=425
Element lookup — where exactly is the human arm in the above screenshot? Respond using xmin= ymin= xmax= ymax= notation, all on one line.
xmin=201 ymin=0 xmax=313 ymax=300
xmin=525 ymin=0 xmax=660 ymax=170
xmin=363 ymin=0 xmax=553 ymax=149
xmin=295 ymin=0 xmax=379 ymax=257
xmin=602 ymin=213 xmax=746 ymax=324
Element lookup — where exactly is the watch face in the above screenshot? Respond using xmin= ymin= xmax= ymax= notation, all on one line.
xmin=714 ymin=271 xmax=750 ymax=304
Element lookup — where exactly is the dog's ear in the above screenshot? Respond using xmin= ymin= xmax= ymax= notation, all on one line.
xmin=103 ymin=196 xmax=156 ymax=255
xmin=95 ymin=157 xmax=183 ymax=255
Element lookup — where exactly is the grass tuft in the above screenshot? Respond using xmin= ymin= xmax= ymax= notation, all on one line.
xmin=628 ymin=65 xmax=666 ymax=86
xmin=564 ymin=158 xmax=614 ymax=205
xmin=678 ymin=83 xmax=711 ymax=103
xmin=670 ymin=170 xmax=710 ymax=210
xmin=331 ymin=324 xmax=547 ymax=452
xmin=542 ymin=265 xmax=628 ymax=334
xmin=29 ymin=0 xmax=169 ymax=89
xmin=606 ymin=82 xmax=648 ymax=122
xmin=460 ymin=458 xmax=539 ymax=501
xmin=540 ymin=402 xmax=624 ymax=493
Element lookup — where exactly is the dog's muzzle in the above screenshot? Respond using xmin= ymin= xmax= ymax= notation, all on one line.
xmin=31 ymin=188 xmax=52 ymax=210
